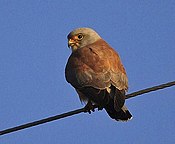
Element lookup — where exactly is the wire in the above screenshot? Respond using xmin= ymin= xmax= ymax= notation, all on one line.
xmin=126 ymin=81 xmax=175 ymax=99
xmin=0 ymin=108 xmax=85 ymax=136
xmin=0 ymin=81 xmax=174 ymax=136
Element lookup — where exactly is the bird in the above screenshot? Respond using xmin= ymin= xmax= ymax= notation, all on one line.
xmin=65 ymin=27 xmax=132 ymax=121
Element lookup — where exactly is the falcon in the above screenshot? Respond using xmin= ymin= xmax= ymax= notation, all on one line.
xmin=65 ymin=28 xmax=132 ymax=121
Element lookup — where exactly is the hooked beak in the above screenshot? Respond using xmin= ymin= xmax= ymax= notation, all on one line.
xmin=68 ymin=39 xmax=76 ymax=48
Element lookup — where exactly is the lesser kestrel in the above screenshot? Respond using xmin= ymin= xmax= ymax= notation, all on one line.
xmin=65 ymin=28 xmax=132 ymax=121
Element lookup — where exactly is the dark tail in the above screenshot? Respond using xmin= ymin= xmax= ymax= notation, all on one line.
xmin=105 ymin=86 xmax=132 ymax=121
xmin=105 ymin=105 xmax=132 ymax=121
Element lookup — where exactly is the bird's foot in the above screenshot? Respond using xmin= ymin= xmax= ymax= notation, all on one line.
xmin=84 ymin=101 xmax=96 ymax=114
xmin=97 ymin=106 xmax=104 ymax=111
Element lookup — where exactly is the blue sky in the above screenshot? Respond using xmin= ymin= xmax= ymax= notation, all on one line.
xmin=0 ymin=0 xmax=175 ymax=143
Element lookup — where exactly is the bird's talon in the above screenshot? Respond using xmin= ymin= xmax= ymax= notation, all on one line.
xmin=84 ymin=101 xmax=96 ymax=114
xmin=98 ymin=106 xmax=103 ymax=111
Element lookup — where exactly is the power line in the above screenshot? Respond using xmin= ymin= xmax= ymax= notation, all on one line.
xmin=0 ymin=81 xmax=174 ymax=136
xmin=126 ymin=81 xmax=175 ymax=99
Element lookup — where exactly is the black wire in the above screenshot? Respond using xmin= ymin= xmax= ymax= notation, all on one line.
xmin=126 ymin=81 xmax=175 ymax=99
xmin=0 ymin=81 xmax=174 ymax=136
xmin=0 ymin=107 xmax=86 ymax=136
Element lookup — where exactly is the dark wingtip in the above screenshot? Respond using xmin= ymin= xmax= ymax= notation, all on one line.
xmin=116 ymin=110 xmax=133 ymax=121
xmin=106 ymin=109 xmax=132 ymax=122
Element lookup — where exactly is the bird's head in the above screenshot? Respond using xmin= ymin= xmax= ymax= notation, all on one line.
xmin=67 ymin=27 xmax=101 ymax=52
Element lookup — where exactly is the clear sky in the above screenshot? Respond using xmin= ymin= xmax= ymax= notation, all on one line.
xmin=0 ymin=0 xmax=175 ymax=143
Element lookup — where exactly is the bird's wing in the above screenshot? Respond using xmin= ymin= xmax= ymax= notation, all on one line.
xmin=65 ymin=39 xmax=128 ymax=91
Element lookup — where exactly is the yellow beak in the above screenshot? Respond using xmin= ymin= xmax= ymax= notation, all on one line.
xmin=68 ymin=39 xmax=76 ymax=48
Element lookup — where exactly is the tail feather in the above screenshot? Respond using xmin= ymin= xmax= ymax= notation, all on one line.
xmin=105 ymin=105 xmax=132 ymax=121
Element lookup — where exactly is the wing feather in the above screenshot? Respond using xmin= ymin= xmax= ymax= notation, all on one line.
xmin=65 ymin=39 xmax=128 ymax=91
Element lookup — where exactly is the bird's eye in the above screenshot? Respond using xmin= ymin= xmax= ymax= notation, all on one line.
xmin=77 ymin=34 xmax=83 ymax=40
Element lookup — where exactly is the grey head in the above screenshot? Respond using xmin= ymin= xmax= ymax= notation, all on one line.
xmin=67 ymin=27 xmax=101 ymax=52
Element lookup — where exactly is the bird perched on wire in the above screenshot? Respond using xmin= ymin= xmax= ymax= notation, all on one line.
xmin=65 ymin=27 xmax=132 ymax=121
